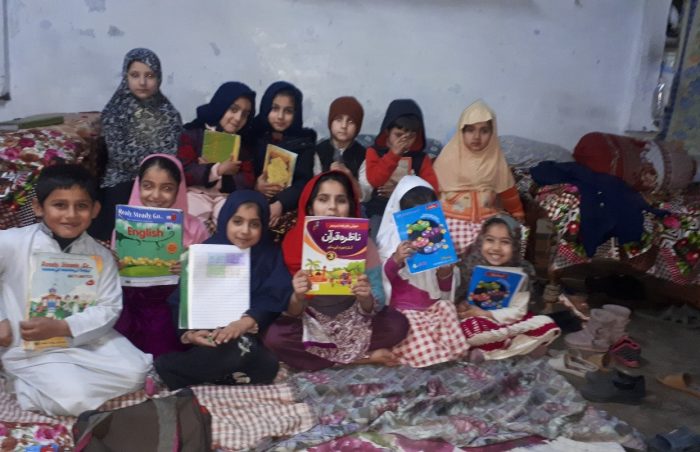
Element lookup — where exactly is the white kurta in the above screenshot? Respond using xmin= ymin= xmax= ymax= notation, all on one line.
xmin=0 ymin=223 xmax=152 ymax=416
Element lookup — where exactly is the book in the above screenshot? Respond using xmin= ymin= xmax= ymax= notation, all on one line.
xmin=263 ymin=144 xmax=297 ymax=187
xmin=393 ymin=201 xmax=458 ymax=274
xmin=389 ymin=156 xmax=413 ymax=185
xmin=179 ymin=244 xmax=250 ymax=330
xmin=202 ymin=130 xmax=241 ymax=163
xmin=114 ymin=205 xmax=183 ymax=287
xmin=25 ymin=252 xmax=101 ymax=350
xmin=465 ymin=265 xmax=527 ymax=310
xmin=301 ymin=216 xmax=369 ymax=296
xmin=0 ymin=113 xmax=64 ymax=131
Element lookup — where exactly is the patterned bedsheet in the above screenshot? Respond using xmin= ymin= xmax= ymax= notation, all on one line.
xmin=0 ymin=112 xmax=101 ymax=230
xmin=533 ymin=183 xmax=700 ymax=286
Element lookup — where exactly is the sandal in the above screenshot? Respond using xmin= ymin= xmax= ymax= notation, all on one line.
xmin=548 ymin=350 xmax=599 ymax=378
xmin=586 ymin=352 xmax=613 ymax=372
xmin=609 ymin=336 xmax=641 ymax=368
xmin=657 ymin=373 xmax=700 ymax=399
xmin=647 ymin=426 xmax=700 ymax=451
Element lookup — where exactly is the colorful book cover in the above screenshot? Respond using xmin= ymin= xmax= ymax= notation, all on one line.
xmin=179 ymin=244 xmax=250 ymax=330
xmin=114 ymin=205 xmax=183 ymax=286
xmin=393 ymin=201 xmax=458 ymax=274
xmin=466 ymin=265 xmax=527 ymax=310
xmin=25 ymin=252 xmax=101 ymax=350
xmin=202 ymin=130 xmax=241 ymax=163
xmin=263 ymin=144 xmax=297 ymax=187
xmin=301 ymin=216 xmax=369 ymax=296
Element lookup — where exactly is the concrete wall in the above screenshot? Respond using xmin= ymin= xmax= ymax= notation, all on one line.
xmin=0 ymin=0 xmax=670 ymax=148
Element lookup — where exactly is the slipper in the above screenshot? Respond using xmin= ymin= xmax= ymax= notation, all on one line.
xmin=609 ymin=337 xmax=642 ymax=368
xmin=586 ymin=352 xmax=613 ymax=372
xmin=657 ymin=373 xmax=700 ymax=399
xmin=647 ymin=426 xmax=700 ymax=451
xmin=548 ymin=351 xmax=599 ymax=378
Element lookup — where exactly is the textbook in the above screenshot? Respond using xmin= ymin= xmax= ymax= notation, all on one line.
xmin=114 ymin=205 xmax=183 ymax=287
xmin=301 ymin=216 xmax=369 ymax=296
xmin=202 ymin=130 xmax=241 ymax=163
xmin=263 ymin=144 xmax=297 ymax=187
xmin=179 ymin=244 xmax=250 ymax=330
xmin=466 ymin=266 xmax=527 ymax=310
xmin=393 ymin=201 xmax=458 ymax=274
xmin=25 ymin=252 xmax=100 ymax=350
xmin=0 ymin=113 xmax=64 ymax=131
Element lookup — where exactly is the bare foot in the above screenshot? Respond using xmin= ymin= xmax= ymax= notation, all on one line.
xmin=367 ymin=348 xmax=400 ymax=366
xmin=0 ymin=319 xmax=12 ymax=347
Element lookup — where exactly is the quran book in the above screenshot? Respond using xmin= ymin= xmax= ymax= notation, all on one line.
xmin=202 ymin=130 xmax=241 ymax=163
xmin=263 ymin=144 xmax=297 ymax=187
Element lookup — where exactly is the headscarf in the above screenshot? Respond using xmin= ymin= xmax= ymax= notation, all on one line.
xmin=128 ymin=153 xmax=209 ymax=247
xmin=373 ymin=99 xmax=426 ymax=152
xmin=208 ymin=190 xmax=292 ymax=320
xmin=458 ymin=214 xmax=536 ymax=300
xmin=251 ymin=81 xmax=305 ymax=136
xmin=433 ymin=99 xmax=514 ymax=193
xmin=376 ymin=175 xmax=456 ymax=301
xmin=281 ymin=171 xmax=361 ymax=274
xmin=101 ymin=48 xmax=183 ymax=188
xmin=184 ymin=81 xmax=256 ymax=132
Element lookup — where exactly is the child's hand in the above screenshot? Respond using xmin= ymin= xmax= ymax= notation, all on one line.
xmin=457 ymin=303 xmax=493 ymax=320
xmin=169 ymin=261 xmax=182 ymax=275
xmin=0 ymin=319 xmax=12 ymax=347
xmin=292 ymin=270 xmax=311 ymax=301
xmin=392 ymin=240 xmax=415 ymax=266
xmin=183 ymin=330 xmax=217 ymax=347
xmin=389 ymin=132 xmax=416 ymax=155
xmin=351 ymin=274 xmax=373 ymax=308
xmin=19 ymin=318 xmax=70 ymax=342
xmin=377 ymin=182 xmax=395 ymax=198
xmin=211 ymin=317 xmax=255 ymax=344
xmin=269 ymin=201 xmax=283 ymax=227
xmin=218 ymin=159 xmax=241 ymax=176
xmin=256 ymin=174 xmax=283 ymax=199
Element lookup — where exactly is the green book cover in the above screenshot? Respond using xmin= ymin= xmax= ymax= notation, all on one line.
xmin=115 ymin=205 xmax=183 ymax=286
xmin=202 ymin=130 xmax=241 ymax=163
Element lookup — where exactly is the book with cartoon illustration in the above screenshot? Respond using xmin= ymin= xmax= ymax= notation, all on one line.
xmin=202 ymin=130 xmax=241 ymax=163
xmin=301 ymin=216 xmax=369 ymax=296
xmin=263 ymin=144 xmax=297 ymax=187
xmin=393 ymin=201 xmax=458 ymax=274
xmin=466 ymin=266 xmax=527 ymax=310
xmin=115 ymin=205 xmax=183 ymax=287
xmin=25 ymin=252 xmax=101 ymax=350
xmin=179 ymin=244 xmax=250 ymax=330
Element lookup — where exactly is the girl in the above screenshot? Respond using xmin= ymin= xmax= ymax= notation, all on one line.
xmin=178 ymin=82 xmax=257 ymax=227
xmin=250 ymin=81 xmax=316 ymax=230
xmin=456 ymin=215 xmax=560 ymax=360
xmin=263 ymin=171 xmax=409 ymax=371
xmin=154 ymin=190 xmax=293 ymax=389
xmin=376 ymin=176 xmax=470 ymax=368
xmin=91 ymin=48 xmax=183 ymax=241
xmin=433 ymin=100 xmax=524 ymax=255
xmin=113 ymin=154 xmax=209 ymax=357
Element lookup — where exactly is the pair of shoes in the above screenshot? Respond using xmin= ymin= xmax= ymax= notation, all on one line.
xmin=657 ymin=373 xmax=700 ymax=399
xmin=609 ymin=336 xmax=641 ymax=368
xmin=581 ymin=369 xmax=646 ymax=404
xmin=647 ymin=426 xmax=700 ymax=451
xmin=661 ymin=305 xmax=700 ymax=329
xmin=547 ymin=350 xmax=598 ymax=378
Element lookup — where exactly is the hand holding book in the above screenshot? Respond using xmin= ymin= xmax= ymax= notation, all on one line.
xmin=19 ymin=318 xmax=71 ymax=342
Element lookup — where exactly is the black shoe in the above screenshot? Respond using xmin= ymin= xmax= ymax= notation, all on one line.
xmin=581 ymin=370 xmax=645 ymax=404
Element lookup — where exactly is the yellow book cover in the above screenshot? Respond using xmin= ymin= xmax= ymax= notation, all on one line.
xmin=202 ymin=130 xmax=241 ymax=163
xmin=263 ymin=144 xmax=297 ymax=187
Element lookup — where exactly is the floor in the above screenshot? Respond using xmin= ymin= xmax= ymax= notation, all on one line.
xmin=541 ymin=272 xmax=700 ymax=443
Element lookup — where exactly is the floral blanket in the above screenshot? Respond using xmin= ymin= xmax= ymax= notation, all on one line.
xmin=534 ymin=183 xmax=700 ymax=286
xmin=268 ymin=358 xmax=644 ymax=451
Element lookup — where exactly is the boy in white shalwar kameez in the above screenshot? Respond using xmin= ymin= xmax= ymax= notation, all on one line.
xmin=0 ymin=164 xmax=152 ymax=416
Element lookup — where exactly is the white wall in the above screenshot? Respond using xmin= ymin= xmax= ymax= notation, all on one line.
xmin=0 ymin=0 xmax=669 ymax=149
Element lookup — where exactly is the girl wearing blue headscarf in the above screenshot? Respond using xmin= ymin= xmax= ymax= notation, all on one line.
xmin=178 ymin=82 xmax=257 ymax=226
xmin=153 ymin=190 xmax=293 ymax=390
xmin=250 ymin=81 xmax=317 ymax=231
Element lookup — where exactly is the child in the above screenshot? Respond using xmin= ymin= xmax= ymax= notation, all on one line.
xmin=250 ymin=81 xmax=316 ymax=228
xmin=178 ymin=81 xmax=257 ymax=227
xmin=376 ymin=175 xmax=470 ymax=368
xmin=364 ymin=99 xmax=439 ymax=236
xmin=91 ymin=48 xmax=183 ymax=241
xmin=433 ymin=100 xmax=524 ymax=255
xmin=0 ymin=164 xmax=152 ymax=416
xmin=113 ymin=154 xmax=209 ymax=357
xmin=263 ymin=171 xmax=409 ymax=371
xmin=312 ymin=96 xmax=366 ymax=177
xmin=154 ymin=190 xmax=292 ymax=389
xmin=456 ymin=215 xmax=560 ymax=360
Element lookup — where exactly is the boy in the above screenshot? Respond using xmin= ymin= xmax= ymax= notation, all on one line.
xmin=312 ymin=96 xmax=366 ymax=179
xmin=0 ymin=164 xmax=151 ymax=416
xmin=364 ymin=99 xmax=439 ymax=234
